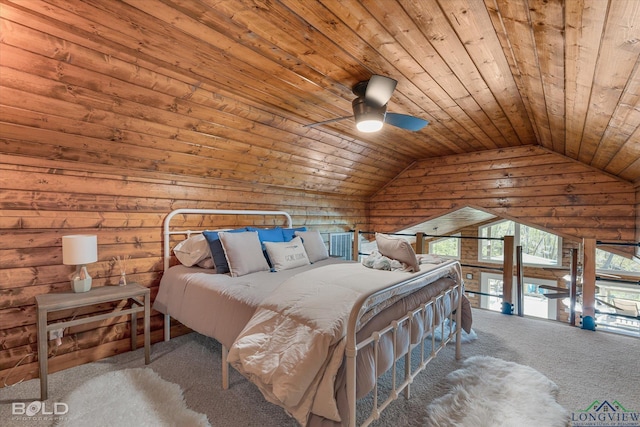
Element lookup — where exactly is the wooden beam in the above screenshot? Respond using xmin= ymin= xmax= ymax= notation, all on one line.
xmin=502 ymin=235 xmax=514 ymax=314
xmin=415 ymin=232 xmax=425 ymax=254
xmin=352 ymin=228 xmax=360 ymax=261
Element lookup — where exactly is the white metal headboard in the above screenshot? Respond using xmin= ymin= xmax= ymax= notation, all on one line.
xmin=163 ymin=208 xmax=293 ymax=271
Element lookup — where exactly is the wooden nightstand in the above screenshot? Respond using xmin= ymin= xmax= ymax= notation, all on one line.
xmin=35 ymin=283 xmax=150 ymax=400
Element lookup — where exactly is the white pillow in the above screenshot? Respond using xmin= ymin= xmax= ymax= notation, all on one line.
xmin=218 ymin=231 xmax=270 ymax=277
xmin=173 ymin=234 xmax=211 ymax=267
xmin=264 ymin=237 xmax=311 ymax=271
xmin=196 ymin=257 xmax=215 ymax=269
xmin=294 ymin=230 xmax=329 ymax=263
xmin=375 ymin=233 xmax=419 ymax=272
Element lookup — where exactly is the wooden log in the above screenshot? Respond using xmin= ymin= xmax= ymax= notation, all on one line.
xmin=502 ymin=235 xmax=515 ymax=314
xmin=415 ymin=232 xmax=425 ymax=254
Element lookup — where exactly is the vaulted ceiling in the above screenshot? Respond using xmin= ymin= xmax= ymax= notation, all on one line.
xmin=1 ymin=0 xmax=639 ymax=196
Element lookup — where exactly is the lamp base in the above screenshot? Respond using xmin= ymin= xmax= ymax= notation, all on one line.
xmin=71 ymin=277 xmax=92 ymax=293
xmin=70 ymin=265 xmax=92 ymax=292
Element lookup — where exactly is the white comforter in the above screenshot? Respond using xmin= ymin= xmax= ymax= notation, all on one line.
xmin=227 ymin=260 xmax=460 ymax=425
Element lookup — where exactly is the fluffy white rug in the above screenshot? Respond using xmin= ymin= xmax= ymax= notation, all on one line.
xmin=56 ymin=368 xmax=210 ymax=427
xmin=424 ymin=356 xmax=569 ymax=427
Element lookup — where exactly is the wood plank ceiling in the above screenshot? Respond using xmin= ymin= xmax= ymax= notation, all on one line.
xmin=1 ymin=0 xmax=639 ymax=197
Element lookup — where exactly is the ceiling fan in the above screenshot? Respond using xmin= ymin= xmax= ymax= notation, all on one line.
xmin=304 ymin=75 xmax=429 ymax=133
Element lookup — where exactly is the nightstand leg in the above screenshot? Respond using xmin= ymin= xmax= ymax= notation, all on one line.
xmin=144 ymin=292 xmax=150 ymax=364
xmin=131 ymin=308 xmax=137 ymax=351
xmin=37 ymin=307 xmax=48 ymax=401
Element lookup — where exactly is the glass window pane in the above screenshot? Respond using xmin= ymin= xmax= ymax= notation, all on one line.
xmin=429 ymin=234 xmax=460 ymax=258
xmin=596 ymin=249 xmax=640 ymax=275
xmin=479 ymin=220 xmax=513 ymax=262
xmin=519 ymin=224 xmax=560 ymax=266
xmin=479 ymin=220 xmax=560 ymax=266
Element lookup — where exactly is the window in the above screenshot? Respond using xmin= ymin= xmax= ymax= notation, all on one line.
xmin=596 ymin=249 xmax=640 ymax=276
xmin=429 ymin=234 xmax=460 ymax=259
xmin=478 ymin=220 xmax=561 ymax=267
xmin=480 ymin=273 xmax=558 ymax=320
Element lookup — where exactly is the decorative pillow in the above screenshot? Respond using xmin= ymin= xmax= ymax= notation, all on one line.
xmin=282 ymin=227 xmax=307 ymax=241
xmin=173 ymin=234 xmax=211 ymax=267
xmin=196 ymin=257 xmax=215 ymax=269
xmin=202 ymin=228 xmax=246 ymax=274
xmin=375 ymin=233 xmax=419 ymax=272
xmin=294 ymin=230 xmax=329 ymax=263
xmin=246 ymin=226 xmax=285 ymax=245
xmin=218 ymin=231 xmax=270 ymax=277
xmin=264 ymin=237 xmax=310 ymax=271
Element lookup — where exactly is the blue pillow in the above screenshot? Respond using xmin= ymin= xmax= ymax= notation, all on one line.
xmin=247 ymin=227 xmax=285 ymax=245
xmin=246 ymin=227 xmax=287 ymax=268
xmin=282 ymin=227 xmax=307 ymax=241
xmin=202 ymin=228 xmax=246 ymax=273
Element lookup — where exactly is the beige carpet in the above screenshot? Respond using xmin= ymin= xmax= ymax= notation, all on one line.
xmin=1 ymin=308 xmax=638 ymax=426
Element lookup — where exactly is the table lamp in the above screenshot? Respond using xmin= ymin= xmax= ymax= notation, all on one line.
xmin=62 ymin=235 xmax=98 ymax=293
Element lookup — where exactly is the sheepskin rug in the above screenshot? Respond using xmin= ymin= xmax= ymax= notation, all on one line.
xmin=424 ymin=356 xmax=569 ymax=427
xmin=57 ymin=368 xmax=210 ymax=427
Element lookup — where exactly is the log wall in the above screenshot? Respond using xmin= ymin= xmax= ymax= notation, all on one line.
xmin=370 ymin=146 xmax=637 ymax=254
xmin=0 ymin=155 xmax=367 ymax=386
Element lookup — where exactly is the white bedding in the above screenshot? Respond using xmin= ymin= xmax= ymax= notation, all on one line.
xmin=227 ymin=260 xmax=462 ymax=425
xmin=153 ymin=257 xmax=348 ymax=349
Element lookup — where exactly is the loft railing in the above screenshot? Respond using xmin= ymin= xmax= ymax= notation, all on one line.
xmin=345 ymin=230 xmax=639 ymax=333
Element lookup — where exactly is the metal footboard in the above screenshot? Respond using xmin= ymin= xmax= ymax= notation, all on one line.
xmin=346 ymin=281 xmax=463 ymax=427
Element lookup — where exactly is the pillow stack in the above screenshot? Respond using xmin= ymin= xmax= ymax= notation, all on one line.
xmin=173 ymin=226 xmax=331 ymax=277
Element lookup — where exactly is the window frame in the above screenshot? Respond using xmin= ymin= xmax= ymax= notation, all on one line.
xmin=428 ymin=233 xmax=461 ymax=260
xmin=478 ymin=219 xmax=562 ymax=268
xmin=595 ymin=249 xmax=640 ymax=277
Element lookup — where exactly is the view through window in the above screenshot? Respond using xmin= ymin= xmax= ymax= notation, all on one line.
xmin=596 ymin=249 xmax=640 ymax=275
xmin=428 ymin=234 xmax=460 ymax=259
xmin=478 ymin=220 xmax=561 ymax=266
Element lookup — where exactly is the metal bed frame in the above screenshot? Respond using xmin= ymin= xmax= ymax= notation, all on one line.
xmin=161 ymin=208 xmax=462 ymax=427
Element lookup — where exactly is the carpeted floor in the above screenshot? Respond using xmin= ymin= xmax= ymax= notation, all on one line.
xmin=1 ymin=308 xmax=638 ymax=426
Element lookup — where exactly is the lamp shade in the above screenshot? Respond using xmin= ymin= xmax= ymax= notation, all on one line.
xmin=62 ymin=235 xmax=98 ymax=265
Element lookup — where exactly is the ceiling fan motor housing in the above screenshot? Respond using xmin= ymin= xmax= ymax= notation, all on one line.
xmin=352 ymin=96 xmax=387 ymax=131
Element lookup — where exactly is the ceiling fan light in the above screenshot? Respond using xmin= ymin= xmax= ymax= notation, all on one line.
xmin=356 ymin=119 xmax=384 ymax=132
xmin=352 ymin=97 xmax=386 ymax=132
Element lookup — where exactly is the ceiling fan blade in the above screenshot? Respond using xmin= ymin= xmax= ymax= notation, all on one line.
xmin=543 ymin=292 xmax=570 ymax=299
xmin=385 ymin=112 xmax=429 ymax=131
xmin=364 ymin=75 xmax=397 ymax=107
xmin=595 ymin=297 xmax=621 ymax=310
xmin=538 ymin=284 xmax=568 ymax=292
xmin=303 ymin=116 xmax=353 ymax=128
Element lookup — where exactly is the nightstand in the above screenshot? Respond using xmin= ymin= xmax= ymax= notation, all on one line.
xmin=35 ymin=283 xmax=150 ymax=400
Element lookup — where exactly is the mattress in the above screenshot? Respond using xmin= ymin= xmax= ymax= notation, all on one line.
xmin=153 ymin=257 xmax=348 ymax=348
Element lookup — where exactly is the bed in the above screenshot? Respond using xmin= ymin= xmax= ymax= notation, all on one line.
xmin=154 ymin=209 xmax=471 ymax=427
